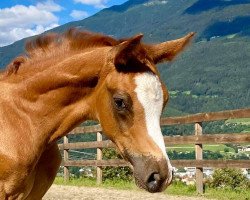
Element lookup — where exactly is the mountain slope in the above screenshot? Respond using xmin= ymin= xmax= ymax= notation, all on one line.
xmin=0 ymin=0 xmax=250 ymax=115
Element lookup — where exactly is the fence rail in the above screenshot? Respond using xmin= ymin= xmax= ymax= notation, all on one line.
xmin=58 ymin=133 xmax=250 ymax=150
xmin=60 ymin=108 xmax=250 ymax=194
xmin=61 ymin=159 xmax=250 ymax=168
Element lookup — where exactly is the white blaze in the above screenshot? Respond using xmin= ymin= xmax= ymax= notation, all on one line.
xmin=134 ymin=72 xmax=173 ymax=172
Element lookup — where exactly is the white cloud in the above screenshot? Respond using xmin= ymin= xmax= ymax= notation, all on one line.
xmin=70 ymin=10 xmax=89 ymax=20
xmin=36 ymin=0 xmax=63 ymax=12
xmin=0 ymin=24 xmax=59 ymax=47
xmin=0 ymin=1 xmax=62 ymax=47
xmin=74 ymin=0 xmax=108 ymax=8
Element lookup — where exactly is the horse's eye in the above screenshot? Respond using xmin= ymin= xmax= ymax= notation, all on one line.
xmin=114 ymin=98 xmax=126 ymax=110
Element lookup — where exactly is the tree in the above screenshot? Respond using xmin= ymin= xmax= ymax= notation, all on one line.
xmin=208 ymin=168 xmax=250 ymax=190
xmin=102 ymin=149 xmax=133 ymax=181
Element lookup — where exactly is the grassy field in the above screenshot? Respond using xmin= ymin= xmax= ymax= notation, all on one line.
xmin=167 ymin=144 xmax=235 ymax=153
xmin=226 ymin=118 xmax=250 ymax=125
xmin=54 ymin=177 xmax=136 ymax=190
xmin=226 ymin=118 xmax=250 ymax=133
xmin=54 ymin=177 xmax=250 ymax=200
xmin=244 ymin=128 xmax=250 ymax=132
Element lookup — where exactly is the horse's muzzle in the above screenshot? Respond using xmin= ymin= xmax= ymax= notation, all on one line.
xmin=124 ymin=151 xmax=173 ymax=193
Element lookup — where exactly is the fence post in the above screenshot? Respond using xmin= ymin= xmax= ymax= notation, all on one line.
xmin=195 ymin=122 xmax=203 ymax=194
xmin=96 ymin=132 xmax=103 ymax=185
xmin=63 ymin=135 xmax=69 ymax=182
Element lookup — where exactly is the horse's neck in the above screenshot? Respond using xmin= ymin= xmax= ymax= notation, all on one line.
xmin=5 ymin=49 xmax=107 ymax=147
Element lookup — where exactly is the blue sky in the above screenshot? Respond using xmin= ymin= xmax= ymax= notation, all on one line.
xmin=0 ymin=0 xmax=127 ymax=47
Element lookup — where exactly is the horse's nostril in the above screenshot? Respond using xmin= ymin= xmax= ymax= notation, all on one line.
xmin=147 ymin=172 xmax=161 ymax=193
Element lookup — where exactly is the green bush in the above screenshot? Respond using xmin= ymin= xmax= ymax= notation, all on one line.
xmin=102 ymin=149 xmax=133 ymax=182
xmin=208 ymin=168 xmax=250 ymax=190
xmin=224 ymin=147 xmax=230 ymax=153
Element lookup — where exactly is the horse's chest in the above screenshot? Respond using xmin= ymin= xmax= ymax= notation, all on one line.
xmin=0 ymin=154 xmax=38 ymax=199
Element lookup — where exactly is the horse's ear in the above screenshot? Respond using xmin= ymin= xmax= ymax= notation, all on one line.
xmin=111 ymin=34 xmax=144 ymax=70
xmin=6 ymin=56 xmax=26 ymax=76
xmin=146 ymin=32 xmax=195 ymax=64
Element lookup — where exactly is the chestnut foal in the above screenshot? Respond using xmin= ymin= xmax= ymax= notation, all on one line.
xmin=0 ymin=29 xmax=194 ymax=199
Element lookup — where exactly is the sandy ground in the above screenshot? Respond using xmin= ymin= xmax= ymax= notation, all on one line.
xmin=44 ymin=185 xmax=209 ymax=200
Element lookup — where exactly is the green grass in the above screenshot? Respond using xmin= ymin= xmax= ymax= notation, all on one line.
xmin=167 ymin=144 xmax=235 ymax=153
xmin=168 ymin=90 xmax=218 ymax=99
xmin=182 ymin=90 xmax=191 ymax=95
xmin=243 ymin=128 xmax=250 ymax=133
xmin=54 ymin=177 xmax=250 ymax=200
xmin=54 ymin=177 xmax=97 ymax=187
xmin=205 ymin=187 xmax=250 ymax=200
xmin=54 ymin=177 xmax=136 ymax=190
xmin=169 ymin=90 xmax=179 ymax=95
xmin=166 ymin=181 xmax=250 ymax=200
xmin=226 ymin=118 xmax=250 ymax=125
xmin=165 ymin=181 xmax=197 ymax=196
xmin=225 ymin=118 xmax=250 ymax=133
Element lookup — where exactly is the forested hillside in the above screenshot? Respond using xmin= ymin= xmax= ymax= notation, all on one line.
xmin=1 ymin=0 xmax=249 ymax=116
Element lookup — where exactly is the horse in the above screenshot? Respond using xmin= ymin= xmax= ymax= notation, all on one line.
xmin=0 ymin=28 xmax=194 ymax=199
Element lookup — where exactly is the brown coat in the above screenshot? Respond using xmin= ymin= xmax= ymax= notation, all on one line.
xmin=0 ymin=29 xmax=194 ymax=199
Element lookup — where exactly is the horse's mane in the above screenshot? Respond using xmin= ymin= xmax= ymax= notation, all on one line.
xmin=26 ymin=28 xmax=119 ymax=54
xmin=5 ymin=28 xmax=120 ymax=76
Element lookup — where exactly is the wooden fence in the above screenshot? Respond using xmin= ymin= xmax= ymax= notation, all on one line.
xmin=59 ymin=108 xmax=250 ymax=193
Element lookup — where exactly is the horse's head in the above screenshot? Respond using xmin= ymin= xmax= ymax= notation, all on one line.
xmin=93 ymin=33 xmax=194 ymax=193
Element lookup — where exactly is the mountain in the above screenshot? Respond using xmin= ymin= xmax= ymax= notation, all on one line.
xmin=1 ymin=0 xmax=250 ymax=115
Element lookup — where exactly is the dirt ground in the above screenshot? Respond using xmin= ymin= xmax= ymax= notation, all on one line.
xmin=44 ymin=185 xmax=209 ymax=200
